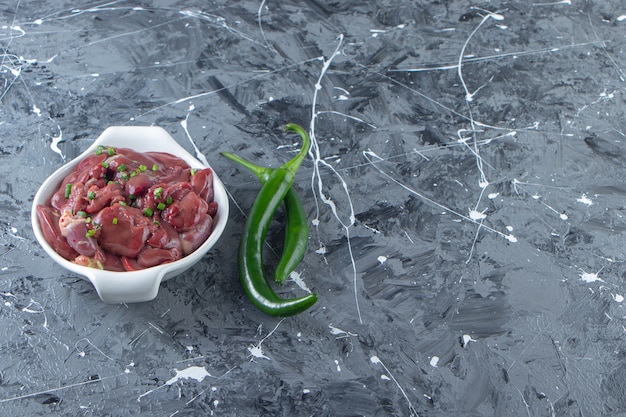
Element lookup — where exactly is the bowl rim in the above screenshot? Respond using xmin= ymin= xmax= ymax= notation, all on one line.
xmin=31 ymin=125 xmax=230 ymax=303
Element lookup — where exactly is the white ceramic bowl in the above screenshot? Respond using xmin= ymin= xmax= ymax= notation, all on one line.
xmin=31 ymin=126 xmax=229 ymax=303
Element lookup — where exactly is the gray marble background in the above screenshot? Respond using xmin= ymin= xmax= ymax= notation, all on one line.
xmin=1 ymin=1 xmax=626 ymax=415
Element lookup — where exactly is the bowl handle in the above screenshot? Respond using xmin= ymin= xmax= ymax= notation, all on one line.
xmin=87 ymin=269 xmax=165 ymax=304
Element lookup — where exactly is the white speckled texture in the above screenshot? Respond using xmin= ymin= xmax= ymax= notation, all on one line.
xmin=1 ymin=0 xmax=626 ymax=415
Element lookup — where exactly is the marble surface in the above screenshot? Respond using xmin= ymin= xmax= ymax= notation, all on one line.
xmin=1 ymin=1 xmax=626 ymax=415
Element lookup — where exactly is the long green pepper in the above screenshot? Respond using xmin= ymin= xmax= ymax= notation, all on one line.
xmin=237 ymin=123 xmax=317 ymax=316
xmin=221 ymin=151 xmax=308 ymax=285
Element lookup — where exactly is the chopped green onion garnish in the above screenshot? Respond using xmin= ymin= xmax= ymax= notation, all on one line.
xmin=130 ymin=171 xmax=137 ymax=178
xmin=86 ymin=229 xmax=96 ymax=238
xmin=107 ymin=147 xmax=115 ymax=156
xmin=152 ymin=164 xmax=159 ymax=171
xmin=154 ymin=187 xmax=163 ymax=199
xmin=143 ymin=208 xmax=154 ymax=217
xmin=117 ymin=164 xmax=126 ymax=172
xmin=118 ymin=201 xmax=127 ymax=206
xmin=139 ymin=165 xmax=147 ymax=172
xmin=129 ymin=194 xmax=136 ymax=200
xmin=112 ymin=217 xmax=118 ymax=225
xmin=77 ymin=211 xmax=87 ymax=218
xmin=64 ymin=183 xmax=72 ymax=199
xmin=190 ymin=168 xmax=198 ymax=176
xmin=121 ymin=173 xmax=129 ymax=180
xmin=166 ymin=196 xmax=173 ymax=205
xmin=153 ymin=220 xmax=161 ymax=226
xmin=101 ymin=161 xmax=109 ymax=168
xmin=87 ymin=190 xmax=95 ymax=200
xmin=157 ymin=202 xmax=166 ymax=211
xmin=95 ymin=145 xmax=105 ymax=155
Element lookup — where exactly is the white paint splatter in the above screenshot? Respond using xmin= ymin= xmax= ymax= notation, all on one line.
xmin=469 ymin=209 xmax=487 ymax=221
xmin=329 ymin=323 xmax=357 ymax=338
xmin=377 ymin=255 xmax=388 ymax=264
xmin=363 ymin=223 xmax=381 ymax=233
xmin=457 ymin=10 xmax=505 ymax=101
xmin=48 ymin=126 xmax=65 ymax=160
xmin=10 ymin=25 xmax=25 ymax=36
xmin=364 ymin=150 xmax=516 ymax=244
xmin=289 ymin=271 xmax=312 ymax=293
xmin=308 ymin=34 xmax=363 ymax=324
xmin=370 ymin=355 xmax=419 ymax=415
xmin=165 ymin=366 xmax=211 ymax=385
xmin=247 ymin=319 xmax=284 ymax=362
xmin=137 ymin=366 xmax=213 ymax=401
xmin=600 ymin=90 xmax=615 ymax=99
xmin=0 ymin=372 xmax=128 ymax=405
xmin=430 ymin=356 xmax=439 ymax=367
xmin=580 ymin=270 xmax=604 ymax=283
xmin=612 ymin=294 xmax=624 ymax=303
xmin=462 ymin=334 xmax=477 ymax=347
xmin=181 ymin=114 xmax=209 ymax=166
xmin=20 ymin=299 xmax=47 ymax=328
xmin=247 ymin=345 xmax=270 ymax=360
xmin=577 ymin=194 xmax=593 ymax=206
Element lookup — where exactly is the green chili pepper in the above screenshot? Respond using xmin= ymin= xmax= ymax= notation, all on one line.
xmin=237 ymin=123 xmax=317 ymax=316
xmin=221 ymin=151 xmax=308 ymax=285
